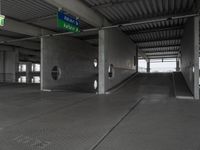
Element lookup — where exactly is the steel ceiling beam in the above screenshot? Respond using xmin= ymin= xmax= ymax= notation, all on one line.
xmin=139 ymin=44 xmax=181 ymax=49
xmin=137 ymin=39 xmax=181 ymax=45
xmin=141 ymin=46 xmax=180 ymax=51
xmin=126 ymin=26 xmax=184 ymax=35
xmin=78 ymin=34 xmax=98 ymax=40
xmin=144 ymin=50 xmax=179 ymax=53
xmin=135 ymin=37 xmax=182 ymax=43
xmin=0 ymin=35 xmax=40 ymax=50
xmin=92 ymin=0 xmax=145 ymax=9
xmin=0 ymin=18 xmax=51 ymax=36
xmin=146 ymin=52 xmax=179 ymax=56
xmin=147 ymin=55 xmax=179 ymax=59
xmin=138 ymin=49 xmax=148 ymax=61
xmin=25 ymin=14 xmax=57 ymax=23
xmin=44 ymin=0 xmax=111 ymax=27
xmin=0 ymin=45 xmax=40 ymax=57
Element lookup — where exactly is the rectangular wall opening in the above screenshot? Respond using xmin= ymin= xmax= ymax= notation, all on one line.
xmin=17 ymin=62 xmax=41 ymax=84
xmin=138 ymin=59 xmax=147 ymax=73
xmin=138 ymin=58 xmax=177 ymax=73
xmin=150 ymin=58 xmax=176 ymax=73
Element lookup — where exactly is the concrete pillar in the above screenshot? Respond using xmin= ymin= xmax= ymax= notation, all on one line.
xmin=98 ymin=28 xmax=137 ymax=94
xmin=98 ymin=30 xmax=106 ymax=94
xmin=14 ymin=49 xmax=19 ymax=82
xmin=40 ymin=38 xmax=44 ymax=90
xmin=147 ymin=59 xmax=150 ymax=73
xmin=194 ymin=16 xmax=199 ymax=100
xmin=2 ymin=51 xmax=6 ymax=82
xmin=176 ymin=58 xmax=180 ymax=72
xmin=136 ymin=48 xmax=139 ymax=72
xmin=181 ymin=16 xmax=199 ymax=100
xmin=26 ymin=62 xmax=32 ymax=84
xmin=0 ymin=50 xmax=18 ymax=83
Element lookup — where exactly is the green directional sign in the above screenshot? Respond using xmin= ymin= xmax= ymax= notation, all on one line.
xmin=0 ymin=15 xmax=5 ymax=27
xmin=57 ymin=19 xmax=80 ymax=33
xmin=57 ymin=11 xmax=80 ymax=33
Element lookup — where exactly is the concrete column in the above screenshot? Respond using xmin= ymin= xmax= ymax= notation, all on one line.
xmin=194 ymin=16 xmax=199 ymax=100
xmin=181 ymin=16 xmax=199 ymax=100
xmin=40 ymin=37 xmax=44 ymax=90
xmin=98 ymin=28 xmax=137 ymax=94
xmin=147 ymin=59 xmax=150 ymax=73
xmin=0 ymin=50 xmax=19 ymax=83
xmin=2 ymin=51 xmax=6 ymax=82
xmin=98 ymin=30 xmax=106 ymax=94
xmin=136 ymin=48 xmax=139 ymax=72
xmin=176 ymin=58 xmax=180 ymax=72
xmin=26 ymin=62 xmax=32 ymax=84
xmin=14 ymin=50 xmax=19 ymax=82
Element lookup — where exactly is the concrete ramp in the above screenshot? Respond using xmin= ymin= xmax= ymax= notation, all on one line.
xmin=173 ymin=72 xmax=193 ymax=99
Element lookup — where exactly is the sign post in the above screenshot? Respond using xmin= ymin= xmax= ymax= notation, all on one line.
xmin=57 ymin=11 xmax=80 ymax=33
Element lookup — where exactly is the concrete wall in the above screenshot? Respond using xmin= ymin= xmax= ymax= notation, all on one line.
xmin=0 ymin=51 xmax=4 ymax=75
xmin=41 ymin=36 xmax=98 ymax=92
xmin=0 ymin=50 xmax=18 ymax=82
xmin=99 ymin=28 xmax=137 ymax=94
xmin=180 ymin=17 xmax=199 ymax=99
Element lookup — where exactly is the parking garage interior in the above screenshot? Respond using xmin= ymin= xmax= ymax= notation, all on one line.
xmin=0 ymin=0 xmax=200 ymax=150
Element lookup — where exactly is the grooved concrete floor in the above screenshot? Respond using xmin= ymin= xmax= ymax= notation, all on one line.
xmin=0 ymin=73 xmax=200 ymax=150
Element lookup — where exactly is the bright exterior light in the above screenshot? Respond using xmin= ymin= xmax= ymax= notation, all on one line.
xmin=0 ymin=15 xmax=5 ymax=26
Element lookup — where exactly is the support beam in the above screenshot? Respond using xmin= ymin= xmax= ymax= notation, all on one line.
xmin=99 ymin=29 xmax=137 ymax=94
xmin=0 ymin=45 xmax=40 ymax=57
xmin=135 ymin=37 xmax=182 ymax=43
xmin=20 ymin=55 xmax=40 ymax=63
xmin=181 ymin=16 xmax=199 ymax=100
xmin=194 ymin=0 xmax=200 ymax=13
xmin=127 ymin=26 xmax=184 ymax=35
xmin=138 ymin=50 xmax=148 ymax=62
xmin=176 ymin=58 xmax=180 ymax=72
xmin=147 ymin=59 xmax=150 ymax=73
xmin=148 ymin=55 xmax=179 ymax=59
xmin=139 ymin=44 xmax=181 ymax=49
xmin=0 ymin=18 xmax=43 ymax=36
xmin=147 ymin=54 xmax=178 ymax=57
xmin=146 ymin=52 xmax=179 ymax=56
xmin=142 ymin=46 xmax=180 ymax=52
xmin=137 ymin=39 xmax=181 ymax=45
xmin=194 ymin=16 xmax=199 ymax=99
xmin=0 ymin=50 xmax=19 ymax=82
xmin=26 ymin=62 xmax=32 ymax=84
xmin=44 ymin=0 xmax=110 ymax=27
xmin=0 ymin=36 xmax=40 ymax=50
xmin=92 ymin=0 xmax=144 ymax=9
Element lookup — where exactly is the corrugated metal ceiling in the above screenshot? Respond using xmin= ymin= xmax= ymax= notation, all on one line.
xmin=0 ymin=0 xmax=198 ymax=59
xmin=83 ymin=0 xmax=196 ymax=58
xmin=84 ymin=0 xmax=195 ymax=23
xmin=1 ymin=0 xmax=93 ymax=31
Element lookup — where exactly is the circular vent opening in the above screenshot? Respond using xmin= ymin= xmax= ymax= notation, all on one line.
xmin=94 ymin=80 xmax=98 ymax=90
xmin=94 ymin=59 xmax=98 ymax=68
xmin=108 ymin=64 xmax=114 ymax=78
xmin=51 ymin=66 xmax=61 ymax=80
